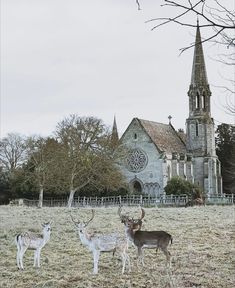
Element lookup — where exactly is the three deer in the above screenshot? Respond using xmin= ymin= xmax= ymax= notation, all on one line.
xmin=118 ymin=207 xmax=172 ymax=267
xmin=15 ymin=222 xmax=51 ymax=270
xmin=15 ymin=208 xmax=173 ymax=272
xmin=70 ymin=209 xmax=130 ymax=274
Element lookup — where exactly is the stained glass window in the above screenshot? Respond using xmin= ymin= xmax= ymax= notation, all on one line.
xmin=126 ymin=148 xmax=148 ymax=172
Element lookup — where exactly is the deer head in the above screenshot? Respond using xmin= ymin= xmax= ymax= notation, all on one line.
xmin=41 ymin=222 xmax=52 ymax=233
xmin=70 ymin=209 xmax=95 ymax=233
xmin=118 ymin=206 xmax=145 ymax=231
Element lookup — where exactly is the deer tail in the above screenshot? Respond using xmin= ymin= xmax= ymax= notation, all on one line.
xmin=15 ymin=234 xmax=21 ymax=247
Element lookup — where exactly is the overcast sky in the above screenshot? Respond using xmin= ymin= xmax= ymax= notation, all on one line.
xmin=1 ymin=0 xmax=234 ymax=139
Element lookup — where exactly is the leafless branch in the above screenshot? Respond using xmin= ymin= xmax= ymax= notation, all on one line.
xmin=179 ymin=27 xmax=224 ymax=54
xmin=146 ymin=0 xmax=235 ymax=49
xmin=136 ymin=0 xmax=141 ymax=10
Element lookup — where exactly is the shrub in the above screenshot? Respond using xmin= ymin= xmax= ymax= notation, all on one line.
xmin=164 ymin=176 xmax=203 ymax=199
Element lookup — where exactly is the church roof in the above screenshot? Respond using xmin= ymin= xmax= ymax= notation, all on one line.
xmin=138 ymin=118 xmax=186 ymax=154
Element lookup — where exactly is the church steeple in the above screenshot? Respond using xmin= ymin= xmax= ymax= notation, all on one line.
xmin=188 ymin=23 xmax=211 ymax=118
xmin=186 ymin=23 xmax=215 ymax=156
xmin=190 ymin=21 xmax=209 ymax=86
xmin=111 ymin=115 xmax=119 ymax=147
xmin=185 ymin=23 xmax=222 ymax=197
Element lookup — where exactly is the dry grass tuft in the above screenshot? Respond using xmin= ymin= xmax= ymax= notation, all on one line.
xmin=0 ymin=205 xmax=234 ymax=287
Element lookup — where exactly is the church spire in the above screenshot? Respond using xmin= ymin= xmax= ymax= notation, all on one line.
xmin=190 ymin=23 xmax=208 ymax=86
xmin=188 ymin=23 xmax=211 ymax=118
xmin=111 ymin=115 xmax=119 ymax=147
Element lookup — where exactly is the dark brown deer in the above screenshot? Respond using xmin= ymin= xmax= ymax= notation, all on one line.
xmin=119 ymin=207 xmax=172 ymax=267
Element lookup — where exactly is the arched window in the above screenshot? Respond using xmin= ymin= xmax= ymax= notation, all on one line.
xmin=134 ymin=133 xmax=137 ymax=140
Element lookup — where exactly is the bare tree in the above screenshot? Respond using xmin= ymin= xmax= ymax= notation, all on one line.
xmin=0 ymin=133 xmax=27 ymax=172
xmin=54 ymin=115 xmax=126 ymax=208
xmin=146 ymin=1 xmax=234 ymax=52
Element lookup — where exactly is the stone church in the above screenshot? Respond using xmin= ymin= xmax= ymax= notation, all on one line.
xmin=115 ymin=25 xmax=222 ymax=198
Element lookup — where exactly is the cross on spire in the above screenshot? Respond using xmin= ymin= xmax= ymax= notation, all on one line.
xmin=168 ymin=115 xmax=172 ymax=124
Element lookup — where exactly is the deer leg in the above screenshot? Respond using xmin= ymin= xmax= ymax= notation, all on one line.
xmin=16 ymin=244 xmax=21 ymax=269
xmin=38 ymin=249 xmax=42 ymax=267
xmin=17 ymin=250 xmax=21 ymax=269
xmin=121 ymin=251 xmax=126 ymax=274
xmin=112 ymin=247 xmax=116 ymax=257
xmin=35 ymin=248 xmax=41 ymax=268
xmin=93 ymin=250 xmax=100 ymax=274
xmin=16 ymin=251 xmax=19 ymax=269
xmin=19 ymin=246 xmax=27 ymax=270
xmin=137 ymin=246 xmax=144 ymax=266
xmin=127 ymin=253 xmax=131 ymax=272
xmin=162 ymin=248 xmax=171 ymax=267
xmin=33 ymin=250 xmax=37 ymax=267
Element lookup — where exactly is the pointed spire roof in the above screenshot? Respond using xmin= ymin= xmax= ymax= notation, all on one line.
xmin=111 ymin=115 xmax=119 ymax=145
xmin=190 ymin=23 xmax=208 ymax=86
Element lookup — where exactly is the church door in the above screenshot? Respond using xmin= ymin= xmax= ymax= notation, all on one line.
xmin=132 ymin=180 xmax=142 ymax=194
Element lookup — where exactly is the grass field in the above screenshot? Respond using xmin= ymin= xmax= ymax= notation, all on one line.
xmin=0 ymin=205 xmax=234 ymax=288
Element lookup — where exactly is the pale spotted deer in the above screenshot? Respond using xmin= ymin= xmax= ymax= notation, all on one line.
xmin=15 ymin=222 xmax=51 ymax=270
xmin=71 ymin=209 xmax=130 ymax=274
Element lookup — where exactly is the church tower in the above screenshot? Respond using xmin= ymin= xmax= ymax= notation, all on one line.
xmin=186 ymin=23 xmax=222 ymax=196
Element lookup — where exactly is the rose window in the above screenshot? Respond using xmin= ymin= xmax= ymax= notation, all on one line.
xmin=126 ymin=148 xmax=148 ymax=172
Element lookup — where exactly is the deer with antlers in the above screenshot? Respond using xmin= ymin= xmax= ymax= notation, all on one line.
xmin=118 ymin=207 xmax=172 ymax=267
xmin=15 ymin=222 xmax=52 ymax=270
xmin=70 ymin=209 xmax=130 ymax=274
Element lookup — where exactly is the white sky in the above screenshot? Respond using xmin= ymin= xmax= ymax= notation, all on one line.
xmin=1 ymin=0 xmax=234 ymax=138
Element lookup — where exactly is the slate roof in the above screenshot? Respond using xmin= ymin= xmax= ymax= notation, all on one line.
xmin=137 ymin=118 xmax=186 ymax=154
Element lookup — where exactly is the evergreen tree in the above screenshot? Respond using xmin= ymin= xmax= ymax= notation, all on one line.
xmin=216 ymin=124 xmax=235 ymax=194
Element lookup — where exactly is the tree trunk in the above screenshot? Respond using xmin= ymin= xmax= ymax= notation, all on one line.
xmin=67 ymin=189 xmax=76 ymax=208
xmin=67 ymin=180 xmax=90 ymax=208
xmin=38 ymin=185 xmax=44 ymax=208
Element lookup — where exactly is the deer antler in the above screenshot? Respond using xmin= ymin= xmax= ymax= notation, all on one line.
xmin=85 ymin=209 xmax=95 ymax=227
xmin=70 ymin=214 xmax=80 ymax=225
xmin=139 ymin=208 xmax=145 ymax=221
xmin=118 ymin=206 xmax=130 ymax=223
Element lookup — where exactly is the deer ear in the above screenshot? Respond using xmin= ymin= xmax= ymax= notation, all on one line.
xmin=42 ymin=222 xmax=51 ymax=227
xmin=133 ymin=227 xmax=140 ymax=232
xmin=72 ymin=220 xmax=80 ymax=226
